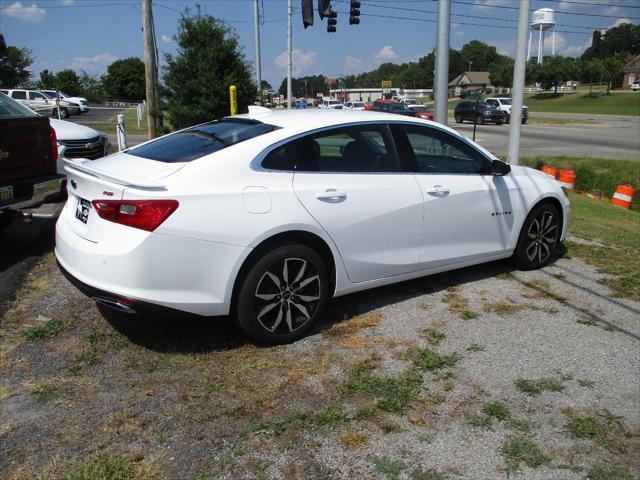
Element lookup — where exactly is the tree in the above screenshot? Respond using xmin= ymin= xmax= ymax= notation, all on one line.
xmin=460 ymin=40 xmax=500 ymax=72
xmin=163 ymin=6 xmax=255 ymax=129
xmin=531 ymin=56 xmax=576 ymax=93
xmin=54 ymin=69 xmax=81 ymax=95
xmin=38 ymin=69 xmax=57 ymax=89
xmin=78 ymin=71 xmax=103 ymax=102
xmin=582 ymin=22 xmax=640 ymax=59
xmin=578 ymin=58 xmax=604 ymax=94
xmin=603 ymin=56 xmax=624 ymax=94
xmin=102 ymin=57 xmax=145 ymax=101
xmin=489 ymin=57 xmax=514 ymax=88
xmin=0 ymin=34 xmax=34 ymax=88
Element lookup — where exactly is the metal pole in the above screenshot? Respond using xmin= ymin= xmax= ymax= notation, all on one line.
xmin=287 ymin=0 xmax=292 ymax=110
xmin=507 ymin=0 xmax=530 ymax=166
xmin=537 ymin=25 xmax=543 ymax=64
xmin=254 ymin=0 xmax=262 ymax=99
xmin=552 ymin=27 xmax=555 ymax=56
xmin=527 ymin=30 xmax=532 ymax=62
xmin=434 ymin=0 xmax=450 ymax=125
xmin=142 ymin=0 xmax=158 ymax=139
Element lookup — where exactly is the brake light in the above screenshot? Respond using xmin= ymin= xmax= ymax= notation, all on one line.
xmin=91 ymin=199 xmax=179 ymax=232
xmin=49 ymin=125 xmax=58 ymax=163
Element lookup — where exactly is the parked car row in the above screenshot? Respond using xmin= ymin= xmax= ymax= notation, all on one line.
xmin=0 ymin=88 xmax=89 ymax=119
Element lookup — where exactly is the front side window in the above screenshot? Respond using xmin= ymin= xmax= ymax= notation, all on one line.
xmin=29 ymin=92 xmax=47 ymax=100
xmin=400 ymin=125 xmax=489 ymax=175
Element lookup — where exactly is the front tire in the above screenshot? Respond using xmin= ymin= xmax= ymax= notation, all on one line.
xmin=454 ymin=113 xmax=463 ymax=123
xmin=235 ymin=244 xmax=329 ymax=344
xmin=476 ymin=114 xmax=484 ymax=125
xmin=513 ymin=202 xmax=560 ymax=270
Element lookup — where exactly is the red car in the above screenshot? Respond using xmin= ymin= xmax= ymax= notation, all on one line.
xmin=408 ymin=105 xmax=434 ymax=121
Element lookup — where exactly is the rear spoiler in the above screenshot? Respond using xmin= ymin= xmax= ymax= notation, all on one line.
xmin=63 ymin=158 xmax=166 ymax=189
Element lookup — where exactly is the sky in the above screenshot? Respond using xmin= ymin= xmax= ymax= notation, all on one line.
xmin=0 ymin=0 xmax=638 ymax=89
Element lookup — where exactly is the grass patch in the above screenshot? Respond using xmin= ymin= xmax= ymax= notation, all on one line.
xmin=422 ymin=328 xmax=445 ymax=346
xmin=379 ymin=420 xmax=403 ymax=434
xmin=563 ymin=408 xmax=628 ymax=453
xmin=483 ymin=301 xmax=519 ymax=316
xmin=409 ymin=347 xmax=460 ymax=372
xmin=31 ymin=383 xmax=58 ymax=403
xmin=323 ymin=311 xmax=382 ymax=347
xmin=80 ymin=106 xmax=151 ymax=136
xmin=578 ymin=378 xmax=595 ymax=388
xmin=466 ymin=343 xmax=485 ymax=352
xmin=462 ymin=308 xmax=478 ymax=320
xmin=339 ymin=430 xmax=369 ymax=449
xmin=346 ymin=365 xmax=423 ymax=414
xmin=502 ymin=435 xmax=550 ymax=473
xmin=523 ymin=92 xmax=640 ymax=116
xmin=21 ymin=319 xmax=65 ymax=341
xmin=441 ymin=290 xmax=470 ymax=317
xmin=587 ymin=465 xmax=632 ymax=480
xmin=410 ymin=468 xmax=447 ymax=480
xmin=249 ymin=406 xmax=351 ymax=437
xmin=516 ymin=377 xmax=565 ymax=396
xmin=63 ymin=452 xmax=158 ymax=480
xmin=373 ymin=457 xmax=407 ymax=480
xmin=483 ymin=401 xmax=512 ymax=421
xmin=577 ymin=317 xmax=598 ymax=326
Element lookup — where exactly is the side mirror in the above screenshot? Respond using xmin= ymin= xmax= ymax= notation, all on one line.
xmin=492 ymin=159 xmax=511 ymax=176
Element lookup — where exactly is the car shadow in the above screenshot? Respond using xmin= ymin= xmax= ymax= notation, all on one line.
xmin=102 ymin=248 xmax=571 ymax=354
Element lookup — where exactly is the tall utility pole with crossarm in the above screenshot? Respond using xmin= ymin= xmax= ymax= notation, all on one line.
xmin=142 ymin=0 xmax=159 ymax=139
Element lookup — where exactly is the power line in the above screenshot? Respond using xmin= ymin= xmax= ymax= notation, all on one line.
xmin=536 ymin=0 xmax=639 ymax=8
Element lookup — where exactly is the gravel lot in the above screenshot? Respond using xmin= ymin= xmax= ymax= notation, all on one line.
xmin=0 ymin=245 xmax=638 ymax=479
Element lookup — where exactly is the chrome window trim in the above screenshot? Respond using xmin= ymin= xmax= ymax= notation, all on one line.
xmin=251 ymin=119 xmax=497 ymax=175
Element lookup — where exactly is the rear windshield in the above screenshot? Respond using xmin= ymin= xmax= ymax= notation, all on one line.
xmin=0 ymin=93 xmax=38 ymax=117
xmin=128 ymin=118 xmax=280 ymax=163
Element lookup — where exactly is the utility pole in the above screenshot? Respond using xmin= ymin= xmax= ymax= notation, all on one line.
xmin=142 ymin=0 xmax=158 ymax=139
xmin=254 ymin=0 xmax=262 ymax=100
xmin=287 ymin=0 xmax=292 ymax=109
xmin=507 ymin=0 xmax=530 ymax=166
xmin=434 ymin=0 xmax=450 ymax=125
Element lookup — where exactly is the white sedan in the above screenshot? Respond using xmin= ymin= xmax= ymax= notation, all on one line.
xmin=56 ymin=107 xmax=569 ymax=344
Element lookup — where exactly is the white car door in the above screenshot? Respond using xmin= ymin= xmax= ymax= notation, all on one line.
xmin=391 ymin=124 xmax=518 ymax=269
xmin=287 ymin=123 xmax=424 ymax=283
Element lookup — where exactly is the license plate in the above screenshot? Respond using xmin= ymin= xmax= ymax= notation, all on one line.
xmin=75 ymin=197 xmax=91 ymax=224
xmin=0 ymin=186 xmax=13 ymax=202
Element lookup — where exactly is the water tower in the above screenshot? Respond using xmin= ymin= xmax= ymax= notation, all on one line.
xmin=527 ymin=8 xmax=556 ymax=64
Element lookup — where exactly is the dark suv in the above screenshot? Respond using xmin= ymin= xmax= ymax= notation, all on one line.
xmin=453 ymin=101 xmax=506 ymax=125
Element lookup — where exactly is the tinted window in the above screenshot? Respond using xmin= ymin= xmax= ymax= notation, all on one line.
xmin=11 ymin=91 xmax=26 ymax=100
xmin=129 ymin=118 xmax=280 ymax=163
xmin=401 ymin=125 xmax=489 ymax=174
xmin=0 ymin=93 xmax=38 ymax=117
xmin=29 ymin=91 xmax=47 ymax=100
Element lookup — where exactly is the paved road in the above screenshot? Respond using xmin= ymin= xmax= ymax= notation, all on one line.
xmin=451 ymin=113 xmax=640 ymax=160
xmin=73 ymin=103 xmax=129 ymax=125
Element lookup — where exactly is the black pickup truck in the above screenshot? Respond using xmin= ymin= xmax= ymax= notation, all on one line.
xmin=0 ymin=93 xmax=65 ymax=229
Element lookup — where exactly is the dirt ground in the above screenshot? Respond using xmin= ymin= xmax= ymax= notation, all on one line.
xmin=0 ymin=247 xmax=638 ymax=480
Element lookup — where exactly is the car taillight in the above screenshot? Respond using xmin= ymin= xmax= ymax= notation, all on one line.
xmin=91 ymin=199 xmax=179 ymax=232
xmin=49 ymin=126 xmax=58 ymax=162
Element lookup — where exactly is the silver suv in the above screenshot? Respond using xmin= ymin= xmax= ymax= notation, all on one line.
xmin=2 ymin=89 xmax=80 ymax=118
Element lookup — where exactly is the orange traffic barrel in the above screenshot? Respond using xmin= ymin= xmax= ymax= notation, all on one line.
xmin=558 ymin=169 xmax=576 ymax=189
xmin=611 ymin=184 xmax=636 ymax=209
xmin=541 ymin=165 xmax=557 ymax=178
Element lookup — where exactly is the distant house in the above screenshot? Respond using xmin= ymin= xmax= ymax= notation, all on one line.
xmin=448 ymin=71 xmax=492 ymax=96
xmin=623 ymin=54 xmax=640 ymax=88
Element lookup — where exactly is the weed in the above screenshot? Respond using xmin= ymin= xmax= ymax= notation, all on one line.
xmin=373 ymin=457 xmax=407 ymax=480
xmin=468 ymin=414 xmax=492 ymax=429
xmin=578 ymin=379 xmax=595 ymax=388
xmin=339 ymin=430 xmax=369 ymax=449
xmin=379 ymin=420 xmax=403 ymax=434
xmin=442 ymin=292 xmax=469 ymax=315
xmin=224 ymin=405 xmax=249 ymax=418
xmin=483 ymin=301 xmax=519 ymax=316
xmin=556 ymin=464 xmax=583 ymax=473
xmin=0 ymin=384 xmax=12 ymax=403
xmin=423 ymin=393 xmax=446 ymax=405
xmin=63 ymin=452 xmax=157 ymax=480
xmin=577 ymin=317 xmax=598 ymax=326
xmin=462 ymin=309 xmax=478 ymax=320
xmin=323 ymin=311 xmax=382 ymax=343
xmin=32 ymin=383 xmax=58 ymax=403
xmin=515 ymin=377 xmax=565 ymax=396
xmin=416 ymin=433 xmax=434 ymax=443
xmin=410 ymin=468 xmax=448 ymax=480
xmin=354 ymin=406 xmax=375 ymax=421
xmin=21 ymin=319 xmax=64 ymax=341
xmin=587 ymin=465 xmax=632 ymax=480
xmin=483 ymin=402 xmax=512 ymax=421
xmin=563 ymin=409 xmax=626 ymax=452
xmin=560 ymin=373 xmax=574 ymax=381
xmin=442 ymin=382 xmax=454 ymax=392
xmin=410 ymin=348 xmax=460 ymax=372
xmin=85 ymin=331 xmax=105 ymax=344
xmin=509 ymin=419 xmax=534 ymax=433
xmin=553 ymin=272 xmax=567 ymax=280
xmin=466 ymin=343 xmax=485 ymax=352
xmin=422 ymin=328 xmax=445 ymax=346
xmin=502 ymin=435 xmax=550 ymax=472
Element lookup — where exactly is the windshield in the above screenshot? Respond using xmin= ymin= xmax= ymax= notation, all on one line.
xmin=41 ymin=91 xmax=58 ymax=99
xmin=128 ymin=118 xmax=280 ymax=163
xmin=498 ymin=99 xmax=511 ymax=105
xmin=328 ymin=100 xmax=341 ymax=105
xmin=388 ymin=103 xmax=412 ymax=112
xmin=353 ymin=102 xmax=364 ymax=107
xmin=0 ymin=93 xmax=38 ymax=117
xmin=480 ymin=102 xmax=497 ymax=109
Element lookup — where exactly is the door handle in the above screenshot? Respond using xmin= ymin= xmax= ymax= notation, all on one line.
xmin=316 ymin=189 xmax=347 ymax=202
xmin=425 ymin=185 xmax=450 ymax=196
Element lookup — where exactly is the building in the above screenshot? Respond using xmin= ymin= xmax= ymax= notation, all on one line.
xmin=623 ymin=54 xmax=640 ymax=88
xmin=448 ymin=71 xmax=493 ymax=96
xmin=328 ymin=87 xmax=433 ymax=102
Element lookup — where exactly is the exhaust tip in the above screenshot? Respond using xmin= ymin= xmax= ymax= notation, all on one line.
xmin=92 ymin=296 xmax=137 ymax=314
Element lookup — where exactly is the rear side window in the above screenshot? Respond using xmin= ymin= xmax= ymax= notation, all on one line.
xmin=129 ymin=118 xmax=280 ymax=163
xmin=11 ymin=91 xmax=26 ymax=100
xmin=0 ymin=93 xmax=37 ymax=117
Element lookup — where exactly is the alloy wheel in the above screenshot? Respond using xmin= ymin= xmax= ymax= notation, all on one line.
xmin=254 ymin=257 xmax=321 ymax=334
xmin=525 ymin=211 xmax=558 ymax=264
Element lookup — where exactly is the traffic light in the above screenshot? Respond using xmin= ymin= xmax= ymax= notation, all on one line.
xmin=349 ymin=0 xmax=361 ymax=25
xmin=327 ymin=8 xmax=337 ymax=33
xmin=318 ymin=0 xmax=331 ymax=19
xmin=301 ymin=0 xmax=313 ymax=28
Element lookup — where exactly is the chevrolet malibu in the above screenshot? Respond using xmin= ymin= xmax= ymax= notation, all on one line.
xmin=56 ymin=107 xmax=569 ymax=344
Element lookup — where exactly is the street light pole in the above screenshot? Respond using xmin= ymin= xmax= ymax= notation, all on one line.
xmin=287 ymin=0 xmax=292 ymax=110
xmin=434 ymin=0 xmax=451 ymax=125
xmin=253 ymin=0 xmax=262 ymax=99
xmin=507 ymin=0 xmax=530 ymax=166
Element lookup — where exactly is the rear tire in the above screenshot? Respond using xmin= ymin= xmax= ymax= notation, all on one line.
xmin=522 ymin=118 xmax=528 ymax=124
xmin=235 ymin=244 xmax=329 ymax=344
xmin=454 ymin=113 xmax=463 ymax=123
xmin=513 ymin=202 xmax=560 ymax=270
xmin=476 ymin=114 xmax=484 ymax=125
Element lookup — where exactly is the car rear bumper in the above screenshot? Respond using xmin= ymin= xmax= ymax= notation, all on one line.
xmin=55 ymin=209 xmax=251 ymax=316
xmin=0 ymin=174 xmax=65 ymax=211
